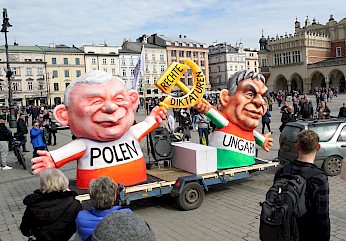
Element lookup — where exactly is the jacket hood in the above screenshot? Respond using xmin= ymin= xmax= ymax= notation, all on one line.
xmin=23 ymin=190 xmax=78 ymax=222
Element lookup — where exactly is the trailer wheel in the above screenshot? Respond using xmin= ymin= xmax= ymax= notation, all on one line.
xmin=177 ymin=182 xmax=205 ymax=211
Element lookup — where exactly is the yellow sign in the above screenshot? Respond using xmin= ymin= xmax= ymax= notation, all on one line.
xmin=155 ymin=58 xmax=206 ymax=109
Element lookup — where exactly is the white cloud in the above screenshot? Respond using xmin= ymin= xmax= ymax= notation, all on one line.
xmin=2 ymin=0 xmax=346 ymax=48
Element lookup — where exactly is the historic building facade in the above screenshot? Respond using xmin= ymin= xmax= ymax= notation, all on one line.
xmin=0 ymin=44 xmax=46 ymax=106
xmin=208 ymin=42 xmax=246 ymax=90
xmin=122 ymin=37 xmax=167 ymax=97
xmin=38 ymin=44 xmax=85 ymax=105
xmin=147 ymin=34 xmax=210 ymax=93
xmin=259 ymin=15 xmax=346 ymax=93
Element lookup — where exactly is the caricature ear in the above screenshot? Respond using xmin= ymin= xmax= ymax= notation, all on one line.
xmin=220 ymin=89 xmax=231 ymax=108
xmin=128 ymin=90 xmax=139 ymax=110
xmin=53 ymin=104 xmax=69 ymax=127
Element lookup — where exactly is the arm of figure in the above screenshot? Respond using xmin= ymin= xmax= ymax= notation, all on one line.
xmin=254 ymin=130 xmax=273 ymax=152
xmin=133 ymin=106 xmax=167 ymax=141
xmin=195 ymin=101 xmax=228 ymax=129
xmin=32 ymin=139 xmax=87 ymax=174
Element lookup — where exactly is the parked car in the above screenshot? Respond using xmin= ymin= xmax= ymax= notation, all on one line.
xmin=278 ymin=118 xmax=346 ymax=176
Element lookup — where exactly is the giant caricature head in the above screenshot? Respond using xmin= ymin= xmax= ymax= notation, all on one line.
xmin=220 ymin=70 xmax=268 ymax=131
xmin=54 ymin=71 xmax=139 ymax=141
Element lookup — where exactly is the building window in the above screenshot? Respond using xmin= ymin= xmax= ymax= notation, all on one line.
xmin=111 ymin=58 xmax=115 ymax=64
xmin=52 ymin=58 xmax=56 ymax=64
xmin=63 ymin=58 xmax=68 ymax=65
xmin=130 ymin=59 xmax=134 ymax=66
xmin=261 ymin=59 xmax=267 ymax=67
xmin=152 ymin=54 xmax=155 ymax=60
xmin=92 ymin=58 xmax=96 ymax=64
xmin=145 ymin=65 xmax=149 ymax=72
xmin=200 ymin=52 xmax=205 ymax=58
xmin=121 ymin=59 xmax=126 ymax=66
xmin=178 ymin=51 xmax=184 ymax=57
xmin=111 ymin=69 xmax=116 ymax=76
xmin=26 ymin=68 xmax=32 ymax=76
xmin=200 ymin=60 xmax=205 ymax=67
xmin=293 ymin=50 xmax=301 ymax=63
xmin=28 ymin=82 xmax=33 ymax=91
xmin=171 ymin=50 xmax=176 ymax=57
xmin=145 ymin=54 xmax=148 ymax=60
xmin=153 ymin=65 xmax=156 ymax=72
xmin=193 ymin=51 xmax=198 ymax=58
xmin=76 ymin=70 xmax=81 ymax=77
xmin=103 ymin=68 xmax=107 ymax=72
xmin=65 ymin=83 xmax=70 ymax=88
xmin=54 ymin=83 xmax=59 ymax=91
xmin=131 ymin=69 xmax=135 ymax=76
xmin=102 ymin=58 xmax=107 ymax=64
xmin=186 ymin=51 xmax=191 ymax=57
xmin=38 ymin=81 xmax=44 ymax=90
xmin=37 ymin=67 xmax=43 ymax=76
xmin=122 ymin=69 xmax=126 ymax=77
xmin=336 ymin=47 xmax=342 ymax=57
xmin=75 ymin=58 xmax=80 ymax=65
xmin=52 ymin=70 xmax=58 ymax=78
xmin=12 ymin=82 xmax=19 ymax=91
xmin=64 ymin=70 xmax=69 ymax=77
xmin=160 ymin=65 xmax=165 ymax=72
xmin=146 ymin=77 xmax=150 ymax=84
xmin=160 ymin=54 xmax=164 ymax=61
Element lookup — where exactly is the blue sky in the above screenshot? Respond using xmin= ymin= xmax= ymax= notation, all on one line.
xmin=2 ymin=0 xmax=345 ymax=49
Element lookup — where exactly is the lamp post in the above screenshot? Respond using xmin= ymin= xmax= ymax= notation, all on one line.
xmin=1 ymin=8 xmax=16 ymax=128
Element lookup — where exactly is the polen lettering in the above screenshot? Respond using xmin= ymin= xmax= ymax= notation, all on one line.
xmin=90 ymin=140 xmax=139 ymax=166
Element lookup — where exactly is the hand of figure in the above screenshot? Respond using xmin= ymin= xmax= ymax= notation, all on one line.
xmin=194 ymin=99 xmax=212 ymax=114
xmin=31 ymin=151 xmax=55 ymax=174
xmin=261 ymin=132 xmax=273 ymax=152
xmin=150 ymin=106 xmax=167 ymax=124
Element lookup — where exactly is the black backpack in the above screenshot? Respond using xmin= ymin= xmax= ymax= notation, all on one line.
xmin=259 ymin=164 xmax=319 ymax=241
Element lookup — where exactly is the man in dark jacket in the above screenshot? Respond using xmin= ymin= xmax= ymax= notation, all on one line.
xmin=17 ymin=113 xmax=29 ymax=152
xmin=279 ymin=105 xmax=296 ymax=132
xmin=338 ymin=102 xmax=346 ymax=118
xmin=300 ymin=97 xmax=314 ymax=119
xmin=274 ymin=130 xmax=330 ymax=241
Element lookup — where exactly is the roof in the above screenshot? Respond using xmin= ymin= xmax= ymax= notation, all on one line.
xmin=37 ymin=44 xmax=84 ymax=53
xmin=119 ymin=49 xmax=140 ymax=54
xmin=155 ymin=34 xmax=205 ymax=45
xmin=0 ymin=45 xmax=43 ymax=53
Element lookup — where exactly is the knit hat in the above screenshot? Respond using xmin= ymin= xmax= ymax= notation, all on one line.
xmin=91 ymin=211 xmax=156 ymax=241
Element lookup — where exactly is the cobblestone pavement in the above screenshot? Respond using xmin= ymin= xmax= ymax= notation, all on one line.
xmin=1 ymin=95 xmax=346 ymax=241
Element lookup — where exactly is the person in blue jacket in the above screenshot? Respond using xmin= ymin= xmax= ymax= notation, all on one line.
xmin=30 ymin=120 xmax=47 ymax=158
xmin=76 ymin=176 xmax=132 ymax=241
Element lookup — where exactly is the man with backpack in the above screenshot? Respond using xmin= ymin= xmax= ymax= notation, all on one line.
xmin=260 ymin=130 xmax=330 ymax=241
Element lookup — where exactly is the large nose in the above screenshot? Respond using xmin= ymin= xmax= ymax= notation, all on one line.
xmin=101 ymin=101 xmax=118 ymax=113
xmin=253 ymin=94 xmax=266 ymax=106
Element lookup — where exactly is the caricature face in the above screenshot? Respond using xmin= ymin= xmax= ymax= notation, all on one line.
xmin=65 ymin=78 xmax=138 ymax=141
xmin=221 ymin=78 xmax=268 ymax=131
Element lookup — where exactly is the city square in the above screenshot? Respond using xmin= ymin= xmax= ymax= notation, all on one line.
xmin=0 ymin=94 xmax=345 ymax=241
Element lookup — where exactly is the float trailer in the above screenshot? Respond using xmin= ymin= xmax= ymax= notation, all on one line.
xmin=75 ymin=158 xmax=278 ymax=211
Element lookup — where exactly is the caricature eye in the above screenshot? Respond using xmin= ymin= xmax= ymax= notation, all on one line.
xmin=245 ymin=92 xmax=255 ymax=99
xmin=91 ymin=99 xmax=103 ymax=105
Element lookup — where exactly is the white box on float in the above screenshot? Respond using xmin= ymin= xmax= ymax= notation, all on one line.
xmin=171 ymin=142 xmax=217 ymax=174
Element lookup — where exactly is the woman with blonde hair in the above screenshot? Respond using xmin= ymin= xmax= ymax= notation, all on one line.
xmin=20 ymin=168 xmax=82 ymax=241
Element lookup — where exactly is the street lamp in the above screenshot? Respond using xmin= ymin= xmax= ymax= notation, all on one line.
xmin=1 ymin=8 xmax=16 ymax=128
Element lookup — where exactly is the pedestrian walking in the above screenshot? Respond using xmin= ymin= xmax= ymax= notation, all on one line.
xmin=261 ymin=110 xmax=271 ymax=134
xmin=16 ymin=113 xmax=29 ymax=152
xmin=272 ymin=130 xmax=330 ymax=241
xmin=300 ymin=97 xmax=314 ymax=119
xmin=0 ymin=115 xmax=12 ymax=170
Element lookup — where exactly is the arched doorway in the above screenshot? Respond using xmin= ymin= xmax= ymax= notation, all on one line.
xmin=329 ymin=69 xmax=345 ymax=92
xmin=310 ymin=71 xmax=325 ymax=91
xmin=290 ymin=73 xmax=304 ymax=93
xmin=275 ymin=75 xmax=288 ymax=92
